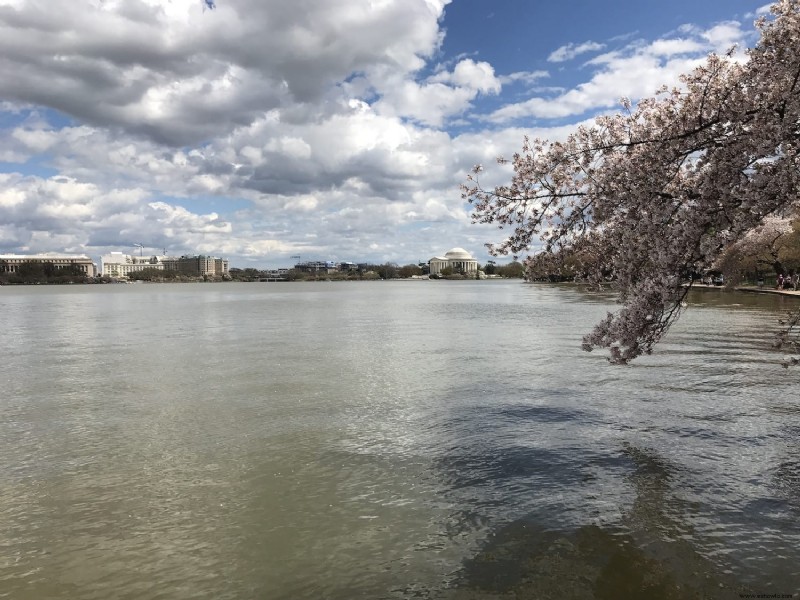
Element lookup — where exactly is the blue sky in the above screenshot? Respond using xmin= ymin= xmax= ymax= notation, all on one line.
xmin=442 ymin=1 xmax=762 ymax=89
xmin=0 ymin=0 xmax=771 ymax=268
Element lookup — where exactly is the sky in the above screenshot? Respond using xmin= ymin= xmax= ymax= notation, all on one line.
xmin=0 ymin=0 xmax=773 ymax=268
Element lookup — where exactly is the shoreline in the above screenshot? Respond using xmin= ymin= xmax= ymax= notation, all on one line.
xmin=690 ymin=283 xmax=800 ymax=298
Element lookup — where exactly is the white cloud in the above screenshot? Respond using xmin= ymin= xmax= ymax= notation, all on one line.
xmin=0 ymin=1 xmax=762 ymax=268
xmin=647 ymin=38 xmax=706 ymax=57
xmin=746 ymin=4 xmax=773 ymax=18
xmin=0 ymin=0 xmax=453 ymax=146
xmin=376 ymin=79 xmax=476 ymax=127
xmin=702 ymin=21 xmax=746 ymax=51
xmin=548 ymin=40 xmax=605 ymax=63
xmin=375 ymin=58 xmax=501 ymax=126
xmin=498 ymin=70 xmax=550 ymax=86
xmin=11 ymin=127 xmax=58 ymax=152
xmin=443 ymin=59 xmax=502 ymax=94
xmin=489 ymin=20 xmax=748 ymax=124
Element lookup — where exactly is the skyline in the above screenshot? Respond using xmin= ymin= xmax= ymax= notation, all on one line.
xmin=0 ymin=0 xmax=771 ymax=268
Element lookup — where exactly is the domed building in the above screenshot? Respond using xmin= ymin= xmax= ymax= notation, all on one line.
xmin=429 ymin=247 xmax=478 ymax=276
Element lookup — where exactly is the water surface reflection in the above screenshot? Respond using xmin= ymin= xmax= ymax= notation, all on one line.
xmin=1 ymin=282 xmax=798 ymax=598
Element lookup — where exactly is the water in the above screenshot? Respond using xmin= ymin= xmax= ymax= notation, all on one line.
xmin=1 ymin=281 xmax=799 ymax=599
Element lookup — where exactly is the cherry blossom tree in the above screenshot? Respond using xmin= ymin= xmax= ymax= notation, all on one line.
xmin=463 ymin=0 xmax=800 ymax=363
xmin=714 ymin=216 xmax=797 ymax=285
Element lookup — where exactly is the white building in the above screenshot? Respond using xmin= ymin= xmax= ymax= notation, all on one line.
xmin=101 ymin=252 xmax=165 ymax=278
xmin=101 ymin=252 xmax=230 ymax=278
xmin=429 ymin=247 xmax=479 ymax=276
xmin=0 ymin=253 xmax=96 ymax=277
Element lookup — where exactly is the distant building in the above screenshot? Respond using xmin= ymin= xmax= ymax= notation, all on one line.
xmin=101 ymin=252 xmax=164 ymax=278
xmin=0 ymin=253 xmax=96 ymax=277
xmin=263 ymin=268 xmax=290 ymax=279
xmin=429 ymin=247 xmax=478 ymax=276
xmin=294 ymin=260 xmax=337 ymax=274
xmin=101 ymin=253 xmax=229 ymax=278
xmin=163 ymin=255 xmax=229 ymax=277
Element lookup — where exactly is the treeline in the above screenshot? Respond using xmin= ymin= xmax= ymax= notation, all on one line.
xmin=229 ymin=261 xmax=525 ymax=281
xmin=251 ymin=263 xmax=424 ymax=281
xmin=481 ymin=262 xmax=524 ymax=278
xmin=126 ymin=268 xmax=201 ymax=282
xmin=0 ymin=262 xmax=88 ymax=285
xmin=524 ymin=218 xmax=800 ymax=286
xmin=714 ymin=217 xmax=800 ymax=287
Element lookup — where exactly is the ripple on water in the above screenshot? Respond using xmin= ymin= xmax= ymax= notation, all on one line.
xmin=2 ymin=283 xmax=800 ymax=599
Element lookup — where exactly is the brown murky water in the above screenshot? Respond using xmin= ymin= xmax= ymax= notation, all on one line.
xmin=1 ymin=282 xmax=798 ymax=599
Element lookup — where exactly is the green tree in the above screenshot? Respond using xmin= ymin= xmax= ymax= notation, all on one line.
xmin=2 ymin=260 xmax=88 ymax=284
xmin=375 ymin=263 xmax=398 ymax=279
xmin=497 ymin=262 xmax=524 ymax=278
xmin=128 ymin=268 xmax=183 ymax=281
xmin=398 ymin=264 xmax=422 ymax=278
xmin=17 ymin=261 xmax=46 ymax=282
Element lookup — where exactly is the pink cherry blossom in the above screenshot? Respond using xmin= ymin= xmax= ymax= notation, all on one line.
xmin=463 ymin=0 xmax=800 ymax=363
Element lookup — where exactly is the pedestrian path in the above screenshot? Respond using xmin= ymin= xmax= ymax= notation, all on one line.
xmin=736 ymin=286 xmax=800 ymax=297
xmin=688 ymin=283 xmax=800 ymax=297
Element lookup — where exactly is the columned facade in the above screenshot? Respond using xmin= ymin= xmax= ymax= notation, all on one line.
xmin=429 ymin=248 xmax=478 ymax=276
xmin=0 ymin=254 xmax=96 ymax=277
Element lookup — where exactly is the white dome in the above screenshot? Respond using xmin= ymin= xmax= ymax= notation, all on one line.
xmin=444 ymin=247 xmax=473 ymax=260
